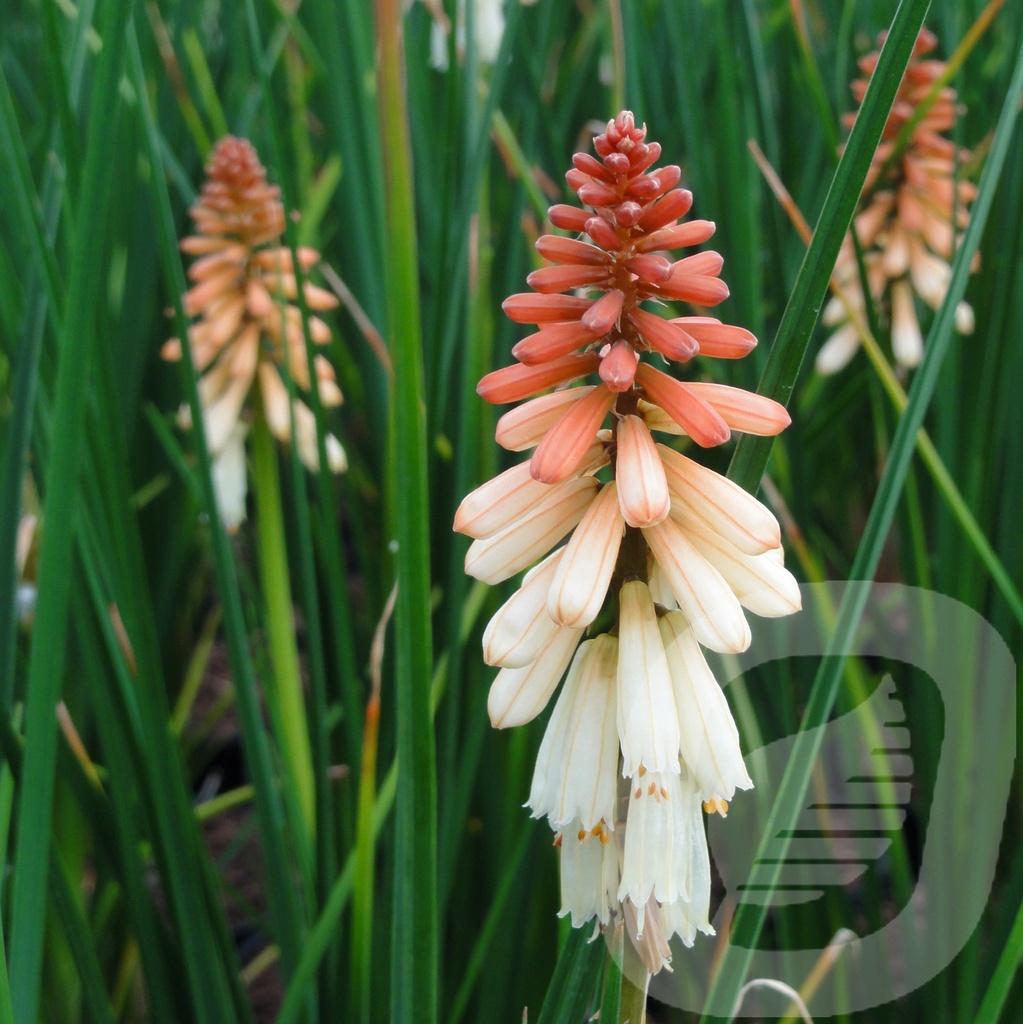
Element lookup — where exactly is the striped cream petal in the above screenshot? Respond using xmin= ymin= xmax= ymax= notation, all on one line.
xmin=456 ymin=442 xmax=607 ymax=539
xmin=488 ymin=624 xmax=584 ymax=728
xmin=658 ymin=611 xmax=752 ymax=802
xmin=528 ymin=635 xmax=619 ymax=830
xmin=482 ymin=550 xmax=564 ymax=667
xmin=494 ymin=387 xmax=597 ymax=451
xmin=547 ymin=482 xmax=624 ymax=628
xmin=616 ymin=581 xmax=680 ymax=778
xmin=658 ymin=444 xmax=780 ymax=555
xmin=558 ymin=817 xmax=619 ymax=927
xmin=643 ymin=517 xmax=751 ymax=654
xmin=618 ymin=768 xmax=687 ymax=912
xmin=682 ymin=382 xmax=790 ymax=436
xmin=659 ymin=776 xmax=714 ymax=947
xmin=681 ymin=513 xmax=801 ymax=617
xmin=464 ymin=476 xmax=598 ymax=585
xmin=616 ymin=416 xmax=670 ymax=528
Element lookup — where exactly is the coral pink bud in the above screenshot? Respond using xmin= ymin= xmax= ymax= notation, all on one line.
xmin=623 ymin=254 xmax=672 ymax=285
xmin=675 ymin=317 xmax=756 ymax=358
xmin=526 ymin=264 xmax=610 ymax=294
xmin=599 ymin=340 xmax=639 ymax=392
xmin=634 ymin=364 xmax=731 ymax=447
xmin=535 ymin=235 xmax=611 ymax=266
xmin=634 ymin=219 xmax=716 ymax=254
xmin=530 ymin=386 xmax=616 ymax=484
xmin=512 ymin=321 xmax=602 ymax=365
xmin=548 ymin=205 xmax=590 ymax=231
xmin=502 ymin=293 xmax=595 ymax=324
xmin=478 ymin=353 xmax=600 ymax=404
xmin=637 ymin=189 xmax=693 ymax=231
xmin=585 ymin=216 xmax=620 ymax=251
xmin=626 ymin=175 xmax=662 ymax=200
xmin=577 ymin=181 xmax=622 ymax=207
xmin=658 ymin=270 xmax=730 ymax=306
xmin=684 ymin=383 xmax=791 ymax=435
xmin=616 ymin=201 xmax=643 ymax=227
xmin=573 ymin=152 xmax=615 ymax=182
xmin=627 ymin=308 xmax=698 ymax=361
xmin=670 ymin=251 xmax=724 ymax=277
xmin=652 ymin=165 xmax=681 ymax=192
xmin=581 ymin=289 xmax=624 ymax=335
xmin=604 ymin=153 xmax=631 ymax=176
xmin=629 ymin=141 xmax=661 ymax=174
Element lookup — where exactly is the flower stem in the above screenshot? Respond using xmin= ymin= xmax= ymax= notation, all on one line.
xmin=251 ymin=409 xmax=315 ymax=841
xmin=618 ymin=969 xmax=649 ymax=1024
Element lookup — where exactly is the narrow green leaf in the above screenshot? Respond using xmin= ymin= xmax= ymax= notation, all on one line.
xmin=972 ymin=896 xmax=1023 ymax=1024
xmin=375 ymin=3 xmax=439 ymax=1023
xmin=535 ymin=927 xmax=603 ymax=1024
xmin=6 ymin=5 xmax=132 ymax=1020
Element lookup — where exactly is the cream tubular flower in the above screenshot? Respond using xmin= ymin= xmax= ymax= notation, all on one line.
xmin=482 ymin=550 xmax=564 ymax=668
xmin=618 ymin=769 xmax=689 ymax=929
xmin=163 ymin=136 xmax=346 ymax=525
xmin=616 ymin=580 xmax=680 ymax=778
xmin=659 ymin=610 xmax=752 ymax=803
xmin=487 ymin=624 xmax=584 ymax=728
xmin=546 ymin=482 xmax=624 ymax=628
xmin=643 ymin=517 xmax=752 ymax=654
xmin=464 ymin=475 xmax=598 ymax=584
xmin=528 ymin=635 xmax=619 ymax=831
xmin=558 ymin=819 xmax=619 ymax=928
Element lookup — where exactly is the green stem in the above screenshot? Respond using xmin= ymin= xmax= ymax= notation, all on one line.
xmin=252 ymin=410 xmax=315 ymax=840
xmin=619 ymin=969 xmax=648 ymax=1024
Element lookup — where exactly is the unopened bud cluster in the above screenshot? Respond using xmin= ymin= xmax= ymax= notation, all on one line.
xmin=164 ymin=136 xmax=346 ymax=526
xmin=818 ymin=28 xmax=978 ymax=374
xmin=455 ymin=111 xmax=800 ymax=971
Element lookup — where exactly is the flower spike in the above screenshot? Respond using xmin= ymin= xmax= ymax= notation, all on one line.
xmin=454 ymin=111 xmax=801 ymax=972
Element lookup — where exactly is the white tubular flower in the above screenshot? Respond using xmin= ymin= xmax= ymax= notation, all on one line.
xmin=890 ymin=277 xmax=924 ymax=368
xmin=659 ymin=611 xmax=752 ymax=803
xmin=529 ymin=635 xmax=619 ymax=831
xmin=643 ymin=517 xmax=752 ymax=654
xmin=558 ymin=818 xmax=619 ymax=928
xmin=494 ymin=387 xmax=597 ymax=450
xmin=546 ymin=482 xmax=624 ymax=628
xmin=482 ymin=550 xmax=563 ymax=668
xmin=487 ymin=624 xmax=584 ymax=728
xmin=464 ymin=475 xmax=598 ymax=584
xmin=454 ymin=441 xmax=606 ymax=538
xmin=618 ymin=769 xmax=689 ymax=929
xmin=678 ymin=512 xmax=801 ymax=619
xmin=660 ymin=778 xmax=714 ymax=948
xmin=616 ymin=581 xmax=680 ymax=778
xmin=211 ymin=421 xmax=249 ymax=531
xmin=616 ymin=415 xmax=670 ymax=528
xmin=658 ymin=444 xmax=780 ymax=554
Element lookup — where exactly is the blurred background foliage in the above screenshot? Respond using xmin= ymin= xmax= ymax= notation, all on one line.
xmin=0 ymin=0 xmax=1021 ymax=1022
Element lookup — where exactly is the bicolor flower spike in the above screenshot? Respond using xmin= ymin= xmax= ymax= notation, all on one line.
xmin=163 ymin=136 xmax=346 ymax=527
xmin=454 ymin=111 xmax=801 ymax=973
xmin=818 ymin=28 xmax=979 ymax=375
